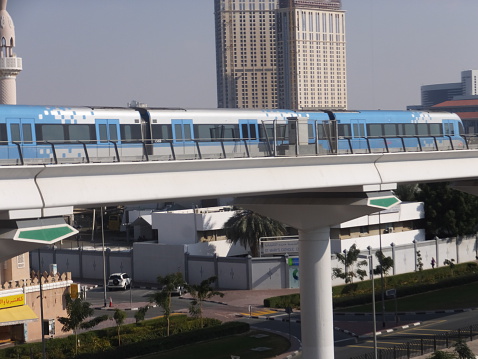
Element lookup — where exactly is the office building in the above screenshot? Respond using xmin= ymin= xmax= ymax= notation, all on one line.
xmin=214 ymin=0 xmax=279 ymax=109
xmin=419 ymin=70 xmax=478 ymax=108
xmin=214 ymin=0 xmax=347 ymax=110
xmin=277 ymin=0 xmax=347 ymax=110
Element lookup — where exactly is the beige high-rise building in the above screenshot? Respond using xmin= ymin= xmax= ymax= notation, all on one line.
xmin=277 ymin=0 xmax=347 ymax=110
xmin=214 ymin=0 xmax=347 ymax=110
xmin=214 ymin=0 xmax=279 ymax=109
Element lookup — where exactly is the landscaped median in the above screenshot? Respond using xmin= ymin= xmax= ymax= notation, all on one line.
xmin=0 ymin=316 xmax=249 ymax=359
xmin=264 ymin=261 xmax=478 ymax=311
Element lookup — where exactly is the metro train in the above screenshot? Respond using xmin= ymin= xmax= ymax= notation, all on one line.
xmin=0 ymin=104 xmax=467 ymax=165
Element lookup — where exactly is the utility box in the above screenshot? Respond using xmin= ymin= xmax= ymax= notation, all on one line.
xmin=287 ymin=117 xmax=309 ymax=146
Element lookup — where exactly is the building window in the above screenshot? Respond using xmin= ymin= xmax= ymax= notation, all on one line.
xmin=17 ymin=254 xmax=25 ymax=269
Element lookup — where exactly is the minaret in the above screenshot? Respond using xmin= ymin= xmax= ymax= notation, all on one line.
xmin=0 ymin=0 xmax=21 ymax=104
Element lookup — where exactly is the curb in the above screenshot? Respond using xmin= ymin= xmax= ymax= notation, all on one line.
xmin=93 ymin=304 xmax=158 ymax=311
xmin=359 ymin=322 xmax=422 ymax=339
xmin=334 ymin=308 xmax=475 ymax=316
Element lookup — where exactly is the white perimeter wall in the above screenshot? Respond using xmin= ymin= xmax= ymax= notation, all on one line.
xmin=32 ymin=235 xmax=478 ymax=289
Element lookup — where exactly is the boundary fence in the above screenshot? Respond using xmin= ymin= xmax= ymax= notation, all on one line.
xmin=350 ymin=323 xmax=478 ymax=359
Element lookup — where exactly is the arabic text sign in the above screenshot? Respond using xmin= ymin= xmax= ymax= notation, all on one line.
xmin=0 ymin=294 xmax=25 ymax=309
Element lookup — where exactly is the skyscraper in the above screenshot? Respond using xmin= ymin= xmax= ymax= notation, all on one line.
xmin=214 ymin=0 xmax=347 ymax=110
xmin=277 ymin=0 xmax=346 ymax=110
xmin=214 ymin=0 xmax=279 ymax=109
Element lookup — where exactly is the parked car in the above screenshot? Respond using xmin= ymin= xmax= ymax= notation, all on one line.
xmin=107 ymin=273 xmax=131 ymax=291
xmin=162 ymin=284 xmax=187 ymax=296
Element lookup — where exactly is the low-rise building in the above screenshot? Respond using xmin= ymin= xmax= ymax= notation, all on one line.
xmin=0 ymin=253 xmax=73 ymax=343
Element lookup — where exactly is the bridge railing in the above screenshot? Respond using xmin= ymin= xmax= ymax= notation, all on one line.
xmin=0 ymin=134 xmax=473 ymax=166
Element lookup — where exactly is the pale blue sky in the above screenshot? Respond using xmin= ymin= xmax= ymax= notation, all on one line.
xmin=8 ymin=0 xmax=478 ymax=110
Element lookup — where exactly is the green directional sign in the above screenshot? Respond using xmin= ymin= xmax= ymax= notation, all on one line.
xmin=15 ymin=225 xmax=77 ymax=243
xmin=368 ymin=196 xmax=400 ymax=209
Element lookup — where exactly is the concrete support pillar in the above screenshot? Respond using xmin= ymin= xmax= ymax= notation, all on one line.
xmin=299 ymin=227 xmax=334 ymax=358
xmin=236 ymin=189 xmax=400 ymax=359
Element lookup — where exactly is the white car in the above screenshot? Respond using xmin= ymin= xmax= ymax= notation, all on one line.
xmin=162 ymin=285 xmax=187 ymax=296
xmin=107 ymin=273 xmax=131 ymax=291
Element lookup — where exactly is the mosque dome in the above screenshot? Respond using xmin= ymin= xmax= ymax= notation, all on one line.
xmin=0 ymin=0 xmax=15 ymax=47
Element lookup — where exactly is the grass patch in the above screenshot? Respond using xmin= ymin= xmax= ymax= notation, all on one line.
xmin=339 ymin=281 xmax=478 ymax=312
xmin=137 ymin=329 xmax=291 ymax=359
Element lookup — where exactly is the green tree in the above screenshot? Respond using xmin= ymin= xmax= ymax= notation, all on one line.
xmin=454 ymin=339 xmax=475 ymax=358
xmin=373 ymin=250 xmax=394 ymax=281
xmin=224 ymin=209 xmax=287 ymax=257
xmin=134 ymin=305 xmax=149 ymax=324
xmin=154 ymin=272 xmax=186 ymax=336
xmin=113 ymin=309 xmax=126 ymax=346
xmin=416 ymin=182 xmax=478 ymax=239
xmin=187 ymin=276 xmax=224 ymax=328
xmin=58 ymin=294 xmax=109 ymax=355
xmin=394 ymin=183 xmax=419 ymax=201
xmin=427 ymin=351 xmax=457 ymax=359
xmin=332 ymin=244 xmax=368 ymax=284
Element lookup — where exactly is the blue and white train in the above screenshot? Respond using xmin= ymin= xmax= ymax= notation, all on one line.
xmin=0 ymin=104 xmax=467 ymax=165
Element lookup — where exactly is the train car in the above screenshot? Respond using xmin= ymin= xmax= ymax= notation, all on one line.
xmin=0 ymin=104 xmax=466 ymax=165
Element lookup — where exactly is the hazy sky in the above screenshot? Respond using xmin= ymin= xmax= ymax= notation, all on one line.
xmin=8 ymin=0 xmax=478 ymax=110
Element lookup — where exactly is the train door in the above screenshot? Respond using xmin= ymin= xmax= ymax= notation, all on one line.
xmin=6 ymin=118 xmax=36 ymax=159
xmin=171 ymin=119 xmax=194 ymax=143
xmin=443 ymin=120 xmax=455 ymax=136
xmin=350 ymin=119 xmax=367 ymax=151
xmin=96 ymin=119 xmax=120 ymax=143
xmin=96 ymin=119 xmax=120 ymax=159
xmin=239 ymin=120 xmax=258 ymax=141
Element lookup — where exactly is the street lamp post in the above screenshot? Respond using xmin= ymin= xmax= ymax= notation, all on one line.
xmin=101 ymin=208 xmax=107 ymax=307
xmin=360 ymin=251 xmax=377 ymax=359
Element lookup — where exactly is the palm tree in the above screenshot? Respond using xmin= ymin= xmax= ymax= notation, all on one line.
xmin=58 ymin=295 xmax=109 ymax=355
xmin=187 ymin=276 xmax=224 ymax=328
xmin=154 ymin=272 xmax=186 ymax=336
xmin=224 ymin=209 xmax=287 ymax=257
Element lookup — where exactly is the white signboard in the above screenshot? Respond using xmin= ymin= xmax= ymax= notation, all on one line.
xmin=261 ymin=239 xmax=299 ymax=256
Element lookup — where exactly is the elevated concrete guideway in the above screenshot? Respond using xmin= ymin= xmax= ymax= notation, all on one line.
xmin=3 ymin=149 xmax=478 ymax=216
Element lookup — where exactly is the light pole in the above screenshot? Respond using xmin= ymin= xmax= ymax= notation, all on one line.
xmin=101 ymin=208 xmax=107 ymax=307
xmin=361 ymin=250 xmax=377 ymax=359
xmin=38 ymin=250 xmax=46 ymax=359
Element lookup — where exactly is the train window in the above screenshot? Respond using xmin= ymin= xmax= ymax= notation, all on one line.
xmin=403 ymin=124 xmax=416 ymax=136
xmin=0 ymin=124 xmax=6 ymax=144
xmin=109 ymin=124 xmax=118 ymax=142
xmin=68 ymin=125 xmax=95 ymax=142
xmin=417 ymin=124 xmax=428 ymax=136
xmin=444 ymin=123 xmax=454 ymax=136
xmin=241 ymin=123 xmax=257 ymax=140
xmin=120 ymin=124 xmax=142 ymax=141
xmin=317 ymin=123 xmax=325 ymax=139
xmin=276 ymin=124 xmax=288 ymax=141
xmin=367 ymin=124 xmax=382 ymax=137
xmin=23 ymin=124 xmax=33 ymax=143
xmin=151 ymin=124 xmax=172 ymax=140
xmin=174 ymin=123 xmax=192 ymax=141
xmin=195 ymin=124 xmax=232 ymax=141
xmin=352 ymin=123 xmax=365 ymax=137
xmin=36 ymin=124 xmax=65 ymax=141
xmin=222 ymin=125 xmax=237 ymax=140
xmin=429 ymin=123 xmax=442 ymax=136
xmin=383 ymin=124 xmax=397 ymax=137
xmin=338 ymin=124 xmax=351 ymax=137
